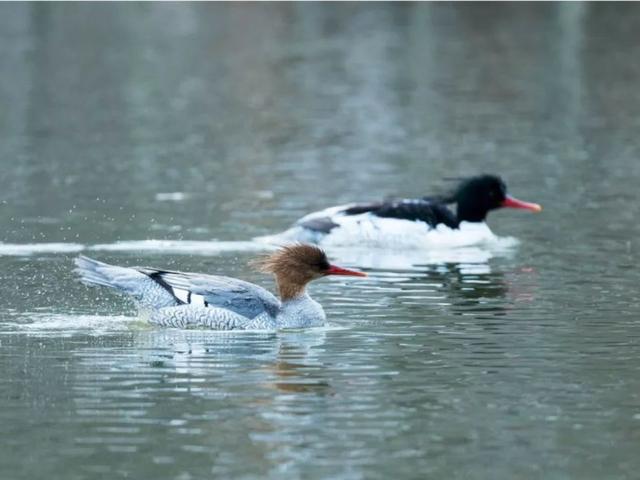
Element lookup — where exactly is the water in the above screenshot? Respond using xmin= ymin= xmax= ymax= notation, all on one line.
xmin=2 ymin=3 xmax=640 ymax=479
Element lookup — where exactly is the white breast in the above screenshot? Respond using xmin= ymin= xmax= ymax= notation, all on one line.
xmin=276 ymin=294 xmax=326 ymax=329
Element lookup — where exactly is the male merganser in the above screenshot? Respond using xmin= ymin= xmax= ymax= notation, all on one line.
xmin=259 ymin=175 xmax=541 ymax=248
xmin=74 ymin=244 xmax=366 ymax=330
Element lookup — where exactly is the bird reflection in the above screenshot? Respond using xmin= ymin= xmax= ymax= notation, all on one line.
xmin=134 ymin=327 xmax=333 ymax=396
xmin=362 ymin=257 xmax=538 ymax=319
xmin=262 ymin=332 xmax=333 ymax=395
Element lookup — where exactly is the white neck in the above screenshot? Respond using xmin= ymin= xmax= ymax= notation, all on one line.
xmin=276 ymin=291 xmax=326 ymax=329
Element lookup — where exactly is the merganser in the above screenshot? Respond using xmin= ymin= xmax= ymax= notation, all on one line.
xmin=73 ymin=244 xmax=366 ymax=330
xmin=259 ymin=175 xmax=542 ymax=248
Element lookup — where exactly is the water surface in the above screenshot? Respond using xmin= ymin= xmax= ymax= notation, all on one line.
xmin=2 ymin=3 xmax=640 ymax=479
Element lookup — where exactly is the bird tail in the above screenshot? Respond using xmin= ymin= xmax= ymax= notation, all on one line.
xmin=74 ymin=256 xmax=179 ymax=311
xmin=74 ymin=255 xmax=146 ymax=295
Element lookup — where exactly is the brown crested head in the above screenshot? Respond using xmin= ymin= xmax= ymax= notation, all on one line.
xmin=252 ymin=244 xmax=366 ymax=300
xmin=253 ymin=244 xmax=330 ymax=279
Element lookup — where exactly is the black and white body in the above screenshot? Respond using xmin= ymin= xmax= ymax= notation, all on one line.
xmin=258 ymin=175 xmax=542 ymax=249
xmin=74 ymin=245 xmax=366 ymax=330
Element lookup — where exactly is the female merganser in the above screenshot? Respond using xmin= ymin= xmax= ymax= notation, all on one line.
xmin=74 ymin=244 xmax=366 ymax=330
xmin=259 ymin=175 xmax=541 ymax=248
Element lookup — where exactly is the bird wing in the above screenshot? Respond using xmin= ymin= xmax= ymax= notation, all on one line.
xmin=372 ymin=199 xmax=458 ymax=228
xmin=136 ymin=268 xmax=281 ymax=319
xmin=298 ymin=199 xmax=458 ymax=231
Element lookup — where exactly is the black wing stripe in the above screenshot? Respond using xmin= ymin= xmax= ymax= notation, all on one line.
xmin=146 ymin=272 xmax=187 ymax=305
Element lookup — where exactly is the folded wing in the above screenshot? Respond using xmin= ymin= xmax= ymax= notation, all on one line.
xmin=137 ymin=268 xmax=281 ymax=320
xmin=296 ymin=199 xmax=459 ymax=232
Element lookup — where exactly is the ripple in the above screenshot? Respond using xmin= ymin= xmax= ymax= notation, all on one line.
xmin=0 ymin=311 xmax=350 ymax=338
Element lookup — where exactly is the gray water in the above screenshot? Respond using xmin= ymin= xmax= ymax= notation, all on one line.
xmin=2 ymin=3 xmax=640 ymax=479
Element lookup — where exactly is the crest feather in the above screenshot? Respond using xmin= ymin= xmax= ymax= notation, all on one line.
xmin=251 ymin=244 xmax=328 ymax=274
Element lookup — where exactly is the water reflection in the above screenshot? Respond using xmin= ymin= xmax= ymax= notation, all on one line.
xmin=126 ymin=328 xmax=332 ymax=397
xmin=325 ymin=243 xmax=515 ymax=271
xmin=61 ymin=327 xmax=336 ymax=473
xmin=263 ymin=332 xmax=333 ymax=395
xmin=358 ymin=257 xmax=507 ymax=298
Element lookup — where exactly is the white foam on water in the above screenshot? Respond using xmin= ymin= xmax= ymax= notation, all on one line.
xmin=155 ymin=192 xmax=188 ymax=202
xmin=0 ymin=242 xmax=86 ymax=256
xmin=0 ymin=313 xmax=138 ymax=337
xmin=0 ymin=240 xmax=276 ymax=257
xmin=89 ymin=240 xmax=275 ymax=254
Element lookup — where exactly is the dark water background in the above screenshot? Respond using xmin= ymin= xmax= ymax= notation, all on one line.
xmin=1 ymin=3 xmax=640 ymax=479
